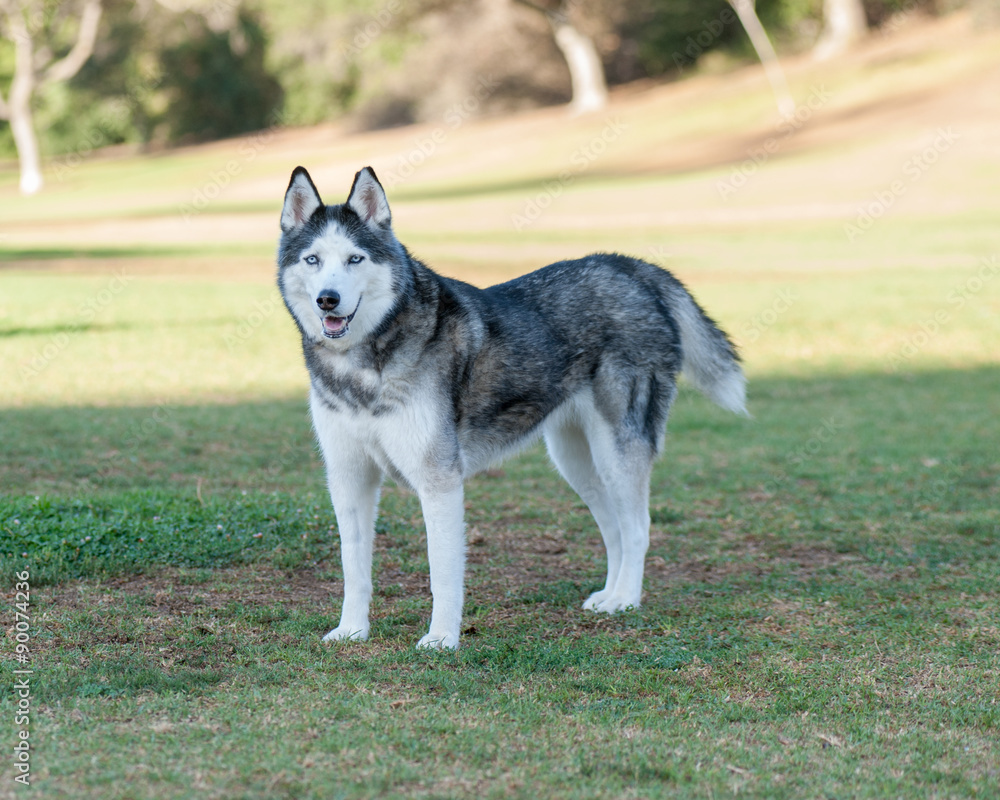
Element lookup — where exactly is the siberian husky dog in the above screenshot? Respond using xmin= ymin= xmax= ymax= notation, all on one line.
xmin=277 ymin=166 xmax=747 ymax=649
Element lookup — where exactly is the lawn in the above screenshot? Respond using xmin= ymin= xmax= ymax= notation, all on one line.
xmin=2 ymin=16 xmax=1000 ymax=799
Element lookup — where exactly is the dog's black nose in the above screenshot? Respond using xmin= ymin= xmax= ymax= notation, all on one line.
xmin=316 ymin=291 xmax=340 ymax=311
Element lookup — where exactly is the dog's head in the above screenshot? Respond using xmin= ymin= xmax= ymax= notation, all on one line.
xmin=277 ymin=166 xmax=404 ymax=347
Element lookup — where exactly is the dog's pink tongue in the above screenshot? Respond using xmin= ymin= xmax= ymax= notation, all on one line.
xmin=324 ymin=316 xmax=346 ymax=334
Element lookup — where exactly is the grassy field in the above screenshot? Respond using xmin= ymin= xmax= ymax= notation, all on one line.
xmin=2 ymin=14 xmax=1000 ymax=799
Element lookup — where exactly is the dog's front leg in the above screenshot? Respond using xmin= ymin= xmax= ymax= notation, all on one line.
xmin=415 ymin=481 xmax=465 ymax=650
xmin=322 ymin=459 xmax=382 ymax=643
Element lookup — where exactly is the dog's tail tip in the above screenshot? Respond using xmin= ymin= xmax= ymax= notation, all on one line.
xmin=707 ymin=368 xmax=750 ymax=417
xmin=672 ymin=288 xmax=749 ymax=417
xmin=686 ymin=362 xmax=750 ymax=417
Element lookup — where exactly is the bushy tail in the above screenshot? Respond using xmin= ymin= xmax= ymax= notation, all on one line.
xmin=667 ymin=283 xmax=748 ymax=416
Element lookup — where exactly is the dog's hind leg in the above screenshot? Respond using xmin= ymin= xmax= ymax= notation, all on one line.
xmin=544 ymin=420 xmax=626 ymax=611
xmin=550 ymin=406 xmax=654 ymax=613
xmin=587 ymin=436 xmax=652 ymax=613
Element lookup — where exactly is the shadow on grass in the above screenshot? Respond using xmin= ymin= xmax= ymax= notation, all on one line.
xmin=0 ymin=317 xmax=241 ymax=339
xmin=1 ymin=397 xmax=321 ymax=496
xmin=1 ymin=366 xmax=997 ymax=584
xmin=0 ymin=245 xmax=205 ymax=263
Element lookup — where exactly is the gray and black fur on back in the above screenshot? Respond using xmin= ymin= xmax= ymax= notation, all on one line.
xmin=277 ymin=166 xmax=746 ymax=475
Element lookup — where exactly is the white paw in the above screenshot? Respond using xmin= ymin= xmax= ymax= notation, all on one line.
xmin=322 ymin=624 xmax=369 ymax=643
xmin=416 ymin=631 xmax=460 ymax=650
xmin=583 ymin=592 xmax=640 ymax=614
xmin=582 ymin=590 xmax=611 ymax=611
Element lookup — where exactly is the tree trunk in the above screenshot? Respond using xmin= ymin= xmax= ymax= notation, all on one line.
xmin=512 ymin=0 xmax=608 ymax=115
xmin=9 ymin=99 xmax=43 ymax=195
xmin=2 ymin=6 xmax=42 ymax=195
xmin=813 ymin=0 xmax=867 ymax=61
xmin=0 ymin=0 xmax=102 ymax=194
xmin=729 ymin=0 xmax=796 ymax=118
xmin=551 ymin=19 xmax=607 ymax=115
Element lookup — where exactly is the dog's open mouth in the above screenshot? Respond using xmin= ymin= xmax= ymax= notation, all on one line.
xmin=322 ymin=297 xmax=361 ymax=339
xmin=323 ymin=315 xmax=349 ymax=337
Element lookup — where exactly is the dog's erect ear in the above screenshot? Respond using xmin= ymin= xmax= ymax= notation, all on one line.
xmin=281 ymin=167 xmax=323 ymax=233
xmin=346 ymin=167 xmax=391 ymax=229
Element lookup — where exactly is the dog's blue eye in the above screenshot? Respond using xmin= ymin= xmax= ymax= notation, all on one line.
xmin=348 ymin=255 xmax=365 ymax=265
xmin=304 ymin=255 xmax=319 ymax=266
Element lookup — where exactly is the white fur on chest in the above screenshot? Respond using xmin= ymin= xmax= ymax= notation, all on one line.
xmin=310 ymin=361 xmax=447 ymax=490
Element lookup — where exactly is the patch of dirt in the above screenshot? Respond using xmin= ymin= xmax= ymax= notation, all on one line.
xmin=13 ymin=526 xmax=885 ymax=651
xmin=27 ymin=565 xmax=343 ymax=639
xmin=642 ymin=540 xmax=864 ymax=586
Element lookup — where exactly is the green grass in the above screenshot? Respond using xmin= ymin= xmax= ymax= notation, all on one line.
xmin=2 ymin=24 xmax=1000 ymax=797
xmin=2 ymin=364 xmax=998 ymax=798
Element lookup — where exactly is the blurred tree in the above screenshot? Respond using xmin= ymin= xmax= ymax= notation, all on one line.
xmin=158 ymin=9 xmax=283 ymax=143
xmin=623 ymin=0 xmax=740 ymax=76
xmin=513 ymin=0 xmax=608 ymax=113
xmin=813 ymin=0 xmax=867 ymax=59
xmin=257 ymin=0 xmax=398 ymax=128
xmin=1 ymin=0 xmax=929 ymax=167
xmin=48 ymin=0 xmax=164 ymax=154
xmin=729 ymin=0 xmax=795 ymax=116
xmin=0 ymin=0 xmax=103 ymax=193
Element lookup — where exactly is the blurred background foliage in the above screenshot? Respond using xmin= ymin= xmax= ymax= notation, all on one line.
xmin=0 ymin=0 xmax=947 ymax=159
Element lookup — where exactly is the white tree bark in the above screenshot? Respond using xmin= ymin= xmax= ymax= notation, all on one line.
xmin=552 ymin=18 xmax=607 ymax=115
xmin=0 ymin=0 xmax=103 ymax=195
xmin=813 ymin=0 xmax=867 ymax=61
xmin=9 ymin=101 xmax=43 ymax=196
xmin=513 ymin=0 xmax=608 ymax=115
xmin=729 ymin=0 xmax=796 ymax=119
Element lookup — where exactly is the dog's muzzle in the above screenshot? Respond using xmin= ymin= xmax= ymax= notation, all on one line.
xmin=318 ymin=294 xmax=361 ymax=339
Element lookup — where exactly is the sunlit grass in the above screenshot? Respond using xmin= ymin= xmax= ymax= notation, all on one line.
xmin=3 ymin=209 xmax=998 ymax=408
